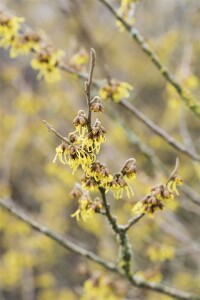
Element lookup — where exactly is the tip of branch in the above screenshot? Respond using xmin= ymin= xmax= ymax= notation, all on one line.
xmin=90 ymin=48 xmax=96 ymax=65
xmin=175 ymin=157 xmax=179 ymax=172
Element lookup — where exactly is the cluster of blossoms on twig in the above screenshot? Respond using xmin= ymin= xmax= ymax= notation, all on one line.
xmin=52 ymin=90 xmax=137 ymax=220
xmin=50 ymin=48 xmax=182 ymax=223
xmin=0 ymin=8 xmax=134 ymax=104
xmin=0 ymin=9 xmax=90 ymax=83
xmin=70 ymin=184 xmax=102 ymax=222
xmin=99 ymin=79 xmax=133 ymax=103
xmin=0 ymin=9 xmax=63 ymax=82
xmin=132 ymin=163 xmax=182 ymax=217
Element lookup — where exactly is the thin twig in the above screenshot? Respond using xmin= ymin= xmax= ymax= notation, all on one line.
xmin=85 ymin=48 xmax=96 ymax=131
xmin=166 ymin=157 xmax=179 ymax=184
xmin=97 ymin=0 xmax=200 ymax=119
xmin=131 ymin=276 xmax=200 ymax=300
xmin=43 ymin=120 xmax=71 ymax=145
xmin=181 ymin=185 xmax=200 ymax=206
xmin=120 ymin=100 xmax=200 ymax=162
xmin=121 ymin=213 xmax=144 ymax=232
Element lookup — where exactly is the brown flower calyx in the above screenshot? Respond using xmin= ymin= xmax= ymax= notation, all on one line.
xmin=69 ymin=183 xmax=82 ymax=199
xmin=88 ymin=119 xmax=106 ymax=140
xmin=90 ymin=96 xmax=104 ymax=113
xmin=121 ymin=158 xmax=137 ymax=179
xmin=72 ymin=110 xmax=88 ymax=128
xmin=81 ymin=174 xmax=99 ymax=191
xmin=23 ymin=32 xmax=41 ymax=43
xmin=110 ymin=173 xmax=127 ymax=189
xmin=142 ymin=194 xmax=164 ymax=214
xmin=68 ymin=132 xmax=79 ymax=144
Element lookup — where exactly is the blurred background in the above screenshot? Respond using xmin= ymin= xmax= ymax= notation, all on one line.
xmin=0 ymin=0 xmax=200 ymax=299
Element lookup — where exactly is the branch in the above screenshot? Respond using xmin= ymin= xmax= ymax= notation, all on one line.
xmin=0 ymin=198 xmax=199 ymax=300
xmin=43 ymin=120 xmax=71 ymax=145
xmin=97 ymin=0 xmax=200 ymax=119
xmin=99 ymin=187 xmax=119 ymax=233
xmin=120 ymin=100 xmax=200 ymax=162
xmin=0 ymin=198 xmax=117 ymax=272
xmin=166 ymin=157 xmax=179 ymax=184
xmin=132 ymin=276 xmax=200 ymax=300
xmin=121 ymin=213 xmax=144 ymax=232
xmin=181 ymin=185 xmax=200 ymax=206
xmin=99 ymin=187 xmax=133 ymax=279
xmin=85 ymin=48 xmax=96 ymax=131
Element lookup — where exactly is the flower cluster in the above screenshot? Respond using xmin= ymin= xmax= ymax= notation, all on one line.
xmin=90 ymin=96 xmax=104 ymax=113
xmin=0 ymin=11 xmax=24 ymax=50
xmin=70 ymin=185 xmax=102 ymax=222
xmin=81 ymin=273 xmax=125 ymax=300
xmin=82 ymin=119 xmax=106 ymax=154
xmin=0 ymin=11 xmax=40 ymax=57
xmin=99 ymin=79 xmax=133 ymax=103
xmin=52 ymin=91 xmax=137 ymax=221
xmin=66 ymin=48 xmax=89 ymax=71
xmin=82 ymin=161 xmax=113 ymax=191
xmin=53 ymin=101 xmax=106 ymax=176
xmin=10 ymin=32 xmax=41 ymax=58
xmin=110 ymin=172 xmax=134 ymax=199
xmin=31 ymin=45 xmax=64 ymax=83
xmin=117 ymin=0 xmax=137 ymax=32
xmin=0 ymin=10 xmax=64 ymax=83
xmin=147 ymin=244 xmax=175 ymax=262
xmin=132 ymin=174 xmax=182 ymax=216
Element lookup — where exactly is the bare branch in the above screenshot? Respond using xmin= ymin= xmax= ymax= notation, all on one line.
xmin=166 ymin=157 xmax=179 ymax=184
xmin=131 ymin=276 xmax=200 ymax=300
xmin=43 ymin=120 xmax=71 ymax=145
xmin=120 ymin=213 xmax=144 ymax=232
xmin=120 ymin=100 xmax=200 ymax=162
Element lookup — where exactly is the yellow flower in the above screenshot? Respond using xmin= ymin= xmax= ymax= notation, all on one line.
xmin=0 ymin=12 xmax=24 ymax=39
xmin=67 ymin=145 xmax=95 ymax=174
xmin=53 ymin=143 xmax=69 ymax=164
xmin=9 ymin=32 xmax=41 ymax=58
xmin=67 ymin=48 xmax=89 ymax=71
xmin=31 ymin=46 xmax=64 ymax=83
xmin=167 ymin=176 xmax=182 ymax=195
xmin=147 ymin=245 xmax=175 ymax=262
xmin=132 ymin=181 xmax=181 ymax=217
xmin=110 ymin=173 xmax=134 ymax=199
xmin=99 ymin=80 xmax=133 ymax=102
xmin=86 ymin=161 xmax=113 ymax=189
xmin=83 ymin=119 xmax=106 ymax=154
xmin=81 ymin=175 xmax=99 ymax=192
xmin=72 ymin=110 xmax=88 ymax=137
xmin=71 ymin=195 xmax=101 ymax=222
